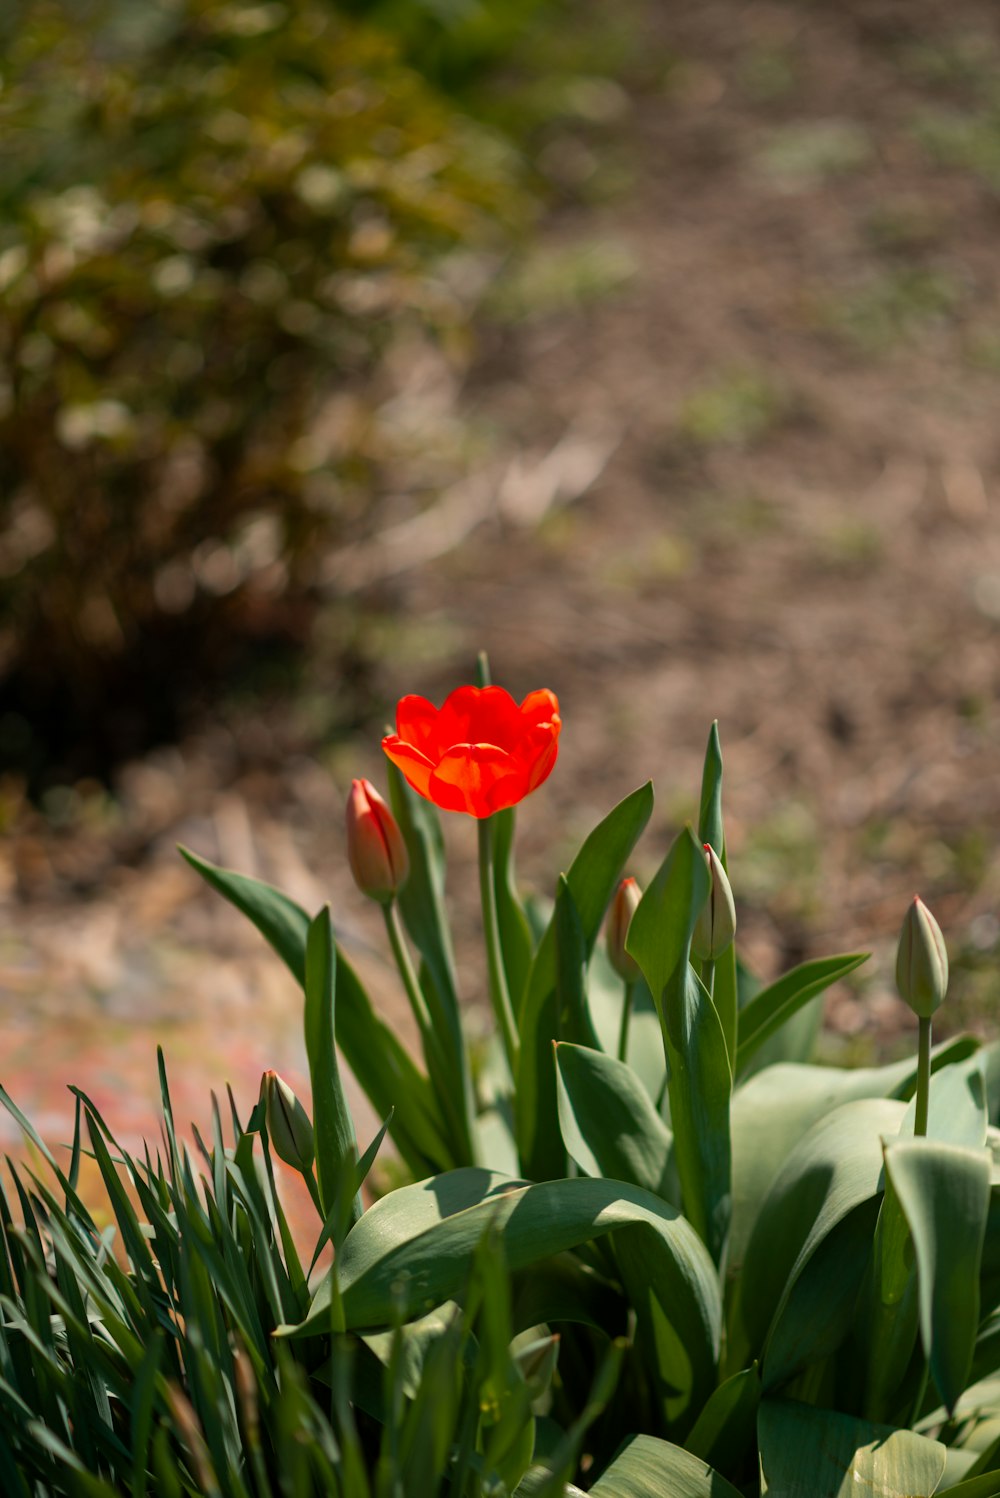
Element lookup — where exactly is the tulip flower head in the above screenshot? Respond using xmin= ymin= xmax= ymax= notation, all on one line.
xmin=346 ymin=778 xmax=409 ymax=904
xmin=606 ymin=877 xmax=642 ymax=982
xmin=896 ymin=895 xmax=948 ymax=1019
xmin=692 ymin=843 xmax=736 ymax=962
xmin=260 ymin=1070 xmax=314 ymax=1173
xmin=382 ymin=684 xmax=561 ymax=819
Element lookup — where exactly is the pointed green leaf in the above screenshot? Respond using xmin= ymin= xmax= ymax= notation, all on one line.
xmin=758 ymin=1399 xmax=945 ymax=1496
xmin=555 ymin=877 xmax=601 ymax=1050
xmin=627 ymin=828 xmax=731 ymax=1263
xmin=625 ymin=825 xmax=709 ymax=1006
xmin=304 ymin=909 xmax=359 ymax=1232
xmin=179 ymin=845 xmax=310 ymax=981
xmin=885 ymin=1138 xmax=991 ymax=1414
xmin=736 ymin=954 xmax=869 ymax=1075
xmin=515 ymin=782 xmax=654 ymax=1181
xmin=697 ymin=721 xmax=724 ymax=861
xmin=590 ymin=1434 xmax=742 ymax=1497
xmin=685 ymin=1363 xmax=760 ymax=1476
xmin=555 ymin=1041 xmax=674 ymax=1200
xmin=697 ymin=721 xmax=737 ymax=1066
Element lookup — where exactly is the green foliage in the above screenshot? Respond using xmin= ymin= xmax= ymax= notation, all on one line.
xmin=0 ymin=0 xmax=531 ymax=776
xmin=7 ymin=705 xmax=1000 ymax=1491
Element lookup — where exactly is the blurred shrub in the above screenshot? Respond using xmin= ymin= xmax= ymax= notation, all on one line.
xmin=0 ymin=0 xmax=530 ymax=780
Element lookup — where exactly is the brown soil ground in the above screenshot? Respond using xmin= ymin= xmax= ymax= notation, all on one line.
xmin=4 ymin=0 xmax=1000 ymax=1185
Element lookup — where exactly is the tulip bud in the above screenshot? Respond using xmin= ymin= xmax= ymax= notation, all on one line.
xmin=896 ymin=895 xmax=948 ymax=1018
xmin=692 ymin=844 xmax=736 ymax=962
xmin=346 ymin=778 xmax=409 ymax=905
xmin=260 ymin=1070 xmax=314 ymax=1172
xmin=606 ymin=877 xmax=642 ymax=982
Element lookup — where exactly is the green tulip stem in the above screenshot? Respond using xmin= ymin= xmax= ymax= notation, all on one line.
xmin=617 ymin=980 xmax=636 ymax=1063
xmin=479 ymin=815 xmax=519 ymax=1074
xmin=702 ymin=958 xmax=716 ymax=1004
xmin=384 ymin=901 xmax=434 ymax=1042
xmin=914 ymin=1016 xmax=932 ymax=1138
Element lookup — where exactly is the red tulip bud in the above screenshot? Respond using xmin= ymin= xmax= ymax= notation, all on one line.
xmin=692 ymin=843 xmax=736 ymax=961
xmin=606 ymin=877 xmax=642 ymax=982
xmin=346 ymin=778 xmax=409 ymax=905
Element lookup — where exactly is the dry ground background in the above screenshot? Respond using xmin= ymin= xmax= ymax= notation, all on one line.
xmin=3 ymin=0 xmax=1000 ymax=1185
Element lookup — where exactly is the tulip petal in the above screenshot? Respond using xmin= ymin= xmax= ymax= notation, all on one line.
xmin=381 ymin=736 xmax=435 ymax=800
xmin=428 ymin=742 xmax=526 ymax=819
xmin=438 ymin=685 xmax=525 ymax=755
xmin=512 ymin=721 xmax=561 ymax=792
xmin=519 ymin=688 xmax=560 ymax=727
xmin=395 ymin=694 xmax=441 ymax=756
xmin=523 ymin=728 xmax=562 ymax=796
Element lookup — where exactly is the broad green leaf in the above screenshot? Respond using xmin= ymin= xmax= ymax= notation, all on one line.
xmin=735 ymin=953 xmax=869 ymax=1075
xmin=554 ymin=1041 xmax=674 ymax=1200
xmin=287 ymin=1168 xmax=721 ymax=1422
xmin=628 ymin=827 xmax=731 ymax=1264
xmin=729 ymin=1040 xmax=980 ymax=1280
xmin=858 ymin=1168 xmax=920 ymax=1425
xmin=515 ymin=782 xmax=654 ymax=1181
xmin=763 ymin=1194 xmax=881 ymax=1392
xmin=589 ymin=1434 xmax=742 ymax=1497
xmin=685 ymin=1363 xmax=760 ymax=1477
xmin=179 ymin=847 xmax=450 ymax=1174
xmin=901 ymin=1060 xmax=989 ymax=1149
xmin=304 ymin=909 xmax=359 ymax=1232
xmin=737 ymin=1097 xmax=906 ymax=1363
xmin=758 ymin=1398 xmax=946 ymax=1496
xmin=886 ymin=1138 xmax=991 ymax=1414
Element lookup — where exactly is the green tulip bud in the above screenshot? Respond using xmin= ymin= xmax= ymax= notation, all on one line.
xmin=260 ymin=1070 xmax=314 ymax=1172
xmin=605 ymin=877 xmax=642 ymax=983
xmin=514 ymin=1333 xmax=561 ymax=1400
xmin=692 ymin=843 xmax=736 ymax=962
xmin=896 ymin=895 xmax=948 ymax=1018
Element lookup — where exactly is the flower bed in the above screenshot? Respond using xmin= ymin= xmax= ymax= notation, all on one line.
xmin=2 ymin=668 xmax=998 ymax=1495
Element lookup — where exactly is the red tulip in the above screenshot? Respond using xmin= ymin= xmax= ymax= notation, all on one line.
xmin=346 ymin=778 xmax=409 ymax=903
xmin=382 ymin=684 xmax=561 ymax=819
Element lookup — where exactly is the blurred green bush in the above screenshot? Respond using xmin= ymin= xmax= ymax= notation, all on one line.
xmin=0 ymin=0 xmax=533 ymax=781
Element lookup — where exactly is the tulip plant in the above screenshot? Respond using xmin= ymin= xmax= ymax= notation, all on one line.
xmin=4 ymin=660 xmax=1000 ymax=1496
